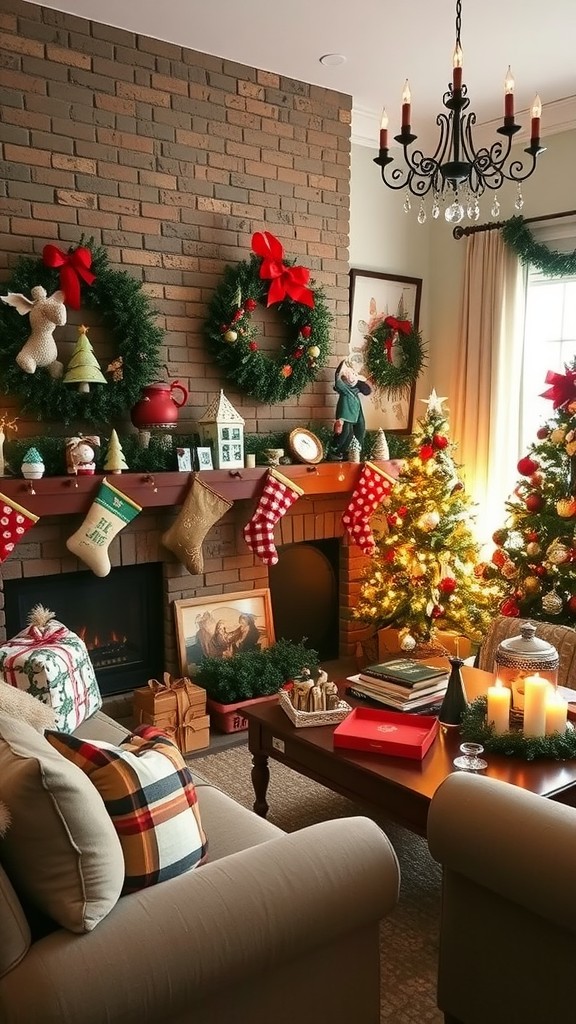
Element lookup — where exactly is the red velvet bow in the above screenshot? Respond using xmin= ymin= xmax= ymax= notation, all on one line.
xmin=251 ymin=231 xmax=315 ymax=308
xmin=541 ymin=368 xmax=576 ymax=409
xmin=42 ymin=244 xmax=95 ymax=310
xmin=382 ymin=316 xmax=412 ymax=362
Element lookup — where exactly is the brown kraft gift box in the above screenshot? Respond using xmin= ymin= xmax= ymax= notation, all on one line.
xmin=133 ymin=673 xmax=210 ymax=754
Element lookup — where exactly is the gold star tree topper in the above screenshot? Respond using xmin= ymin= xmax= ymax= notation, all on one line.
xmin=421 ymin=389 xmax=448 ymax=416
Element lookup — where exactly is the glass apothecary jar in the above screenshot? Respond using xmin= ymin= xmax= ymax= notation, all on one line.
xmin=494 ymin=622 xmax=558 ymax=711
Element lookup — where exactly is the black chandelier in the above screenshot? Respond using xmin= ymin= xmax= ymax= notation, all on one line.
xmin=374 ymin=0 xmax=545 ymax=224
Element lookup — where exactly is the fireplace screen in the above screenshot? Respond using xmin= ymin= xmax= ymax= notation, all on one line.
xmin=3 ymin=564 xmax=164 ymax=697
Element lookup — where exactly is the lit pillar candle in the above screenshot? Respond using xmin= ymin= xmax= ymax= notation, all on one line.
xmin=401 ymin=80 xmax=411 ymax=129
xmin=523 ymin=674 xmax=549 ymax=738
xmin=545 ymin=692 xmax=568 ymax=736
xmin=487 ymin=680 xmax=511 ymax=735
xmin=452 ymin=43 xmax=463 ymax=91
xmin=530 ymin=94 xmax=542 ymax=143
xmin=504 ymin=66 xmax=515 ymax=118
xmin=379 ymin=108 xmax=389 ymax=150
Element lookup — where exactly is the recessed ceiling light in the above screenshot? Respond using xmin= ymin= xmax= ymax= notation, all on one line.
xmin=319 ymin=53 xmax=347 ymax=67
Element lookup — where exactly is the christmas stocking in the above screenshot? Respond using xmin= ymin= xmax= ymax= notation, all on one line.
xmin=342 ymin=461 xmax=396 ymax=556
xmin=0 ymin=492 xmax=39 ymax=563
xmin=162 ymin=476 xmax=233 ymax=576
xmin=66 ymin=477 xmax=142 ymax=577
xmin=243 ymin=467 xmax=304 ymax=566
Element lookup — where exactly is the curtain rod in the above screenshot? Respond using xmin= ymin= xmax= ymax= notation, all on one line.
xmin=453 ymin=209 xmax=576 ymax=240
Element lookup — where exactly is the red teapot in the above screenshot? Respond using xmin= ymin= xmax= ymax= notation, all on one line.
xmin=130 ymin=379 xmax=189 ymax=430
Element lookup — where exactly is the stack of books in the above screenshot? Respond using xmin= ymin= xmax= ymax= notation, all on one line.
xmin=346 ymin=658 xmax=448 ymax=714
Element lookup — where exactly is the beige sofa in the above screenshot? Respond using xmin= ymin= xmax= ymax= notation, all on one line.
xmin=428 ymin=772 xmax=576 ymax=1024
xmin=0 ymin=709 xmax=401 ymax=1024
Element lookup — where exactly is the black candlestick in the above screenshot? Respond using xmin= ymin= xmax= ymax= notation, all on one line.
xmin=438 ymin=656 xmax=468 ymax=727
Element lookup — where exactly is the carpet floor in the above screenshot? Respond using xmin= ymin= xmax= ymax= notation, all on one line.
xmin=191 ymin=743 xmax=443 ymax=1024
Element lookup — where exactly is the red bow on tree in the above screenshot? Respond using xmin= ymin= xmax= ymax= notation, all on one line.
xmin=42 ymin=245 xmax=96 ymax=310
xmin=251 ymin=231 xmax=315 ymax=308
xmin=541 ymin=367 xmax=576 ymax=409
xmin=382 ymin=315 xmax=412 ymax=362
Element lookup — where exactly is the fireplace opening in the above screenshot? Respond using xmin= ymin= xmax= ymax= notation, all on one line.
xmin=269 ymin=539 xmax=339 ymax=661
xmin=3 ymin=563 xmax=164 ymax=697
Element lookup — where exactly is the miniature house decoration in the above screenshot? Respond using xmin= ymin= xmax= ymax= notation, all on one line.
xmin=198 ymin=390 xmax=245 ymax=470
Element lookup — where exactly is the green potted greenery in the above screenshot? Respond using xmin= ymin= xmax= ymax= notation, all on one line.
xmin=195 ymin=638 xmax=319 ymax=733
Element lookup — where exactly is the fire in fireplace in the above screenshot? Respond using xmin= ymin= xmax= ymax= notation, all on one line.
xmin=3 ymin=563 xmax=164 ymax=697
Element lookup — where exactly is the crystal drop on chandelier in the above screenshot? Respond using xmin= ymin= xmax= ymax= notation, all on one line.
xmin=467 ymin=198 xmax=480 ymax=221
xmin=515 ymin=184 xmax=524 ymax=210
xmin=445 ymin=197 xmax=464 ymax=223
xmin=491 ymin=195 xmax=501 ymax=218
xmin=403 ymin=192 xmax=411 ymax=214
xmin=432 ymin=192 xmax=440 ymax=219
xmin=417 ymin=203 xmax=427 ymax=224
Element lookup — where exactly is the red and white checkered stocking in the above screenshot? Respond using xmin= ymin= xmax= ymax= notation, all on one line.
xmin=342 ymin=461 xmax=396 ymax=556
xmin=243 ymin=468 xmax=304 ymax=566
xmin=0 ymin=492 xmax=39 ymax=563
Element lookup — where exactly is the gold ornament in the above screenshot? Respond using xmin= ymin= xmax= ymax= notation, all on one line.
xmin=550 ymin=427 xmax=566 ymax=445
xmin=546 ymin=540 xmax=570 ymax=565
xmin=307 ymin=345 xmax=320 ymax=358
xmin=417 ymin=509 xmax=440 ymax=532
xmin=524 ymin=576 xmax=541 ymax=595
xmin=526 ymin=541 xmax=541 ymax=558
xmin=557 ymin=497 xmax=576 ymax=518
xmin=224 ymin=330 xmax=238 ymax=343
xmin=541 ymin=588 xmax=563 ymax=615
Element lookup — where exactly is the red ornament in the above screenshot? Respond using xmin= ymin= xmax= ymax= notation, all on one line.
xmin=525 ymin=492 xmax=544 ymax=512
xmin=536 ymin=426 xmax=549 ymax=439
xmin=249 ymin=341 xmax=258 ymax=352
xmin=517 ymin=456 xmax=539 ymax=476
xmin=419 ymin=444 xmax=435 ymax=462
xmin=431 ymin=604 xmax=444 ymax=619
xmin=568 ymin=596 xmax=576 ymax=616
xmin=438 ymin=577 xmax=456 ymax=594
xmin=529 ymin=471 xmax=544 ymax=487
xmin=232 ymin=308 xmax=243 ymax=323
xmin=525 ymin=530 xmax=539 ymax=542
xmin=500 ymin=597 xmax=520 ymax=617
xmin=534 ymin=565 xmax=547 ymax=577
xmin=492 ymin=549 xmax=507 ymax=568
xmin=294 ymin=347 xmax=304 ymax=359
xmin=492 ymin=528 xmax=508 ymax=546
xmin=432 ymin=434 xmax=449 ymax=449
xmin=473 ymin=562 xmax=487 ymax=578
xmin=300 ymin=325 xmax=312 ymax=339
xmin=397 ymin=506 xmax=408 ymax=518
xmin=244 ymin=298 xmax=258 ymax=312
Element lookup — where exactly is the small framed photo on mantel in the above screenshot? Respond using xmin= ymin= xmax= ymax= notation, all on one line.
xmin=195 ymin=446 xmax=214 ymax=471
xmin=176 ymin=447 xmax=192 ymax=472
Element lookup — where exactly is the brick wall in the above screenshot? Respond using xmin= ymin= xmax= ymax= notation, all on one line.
xmin=0 ymin=0 xmax=352 ymax=436
xmin=0 ymin=2 xmax=365 ymax=672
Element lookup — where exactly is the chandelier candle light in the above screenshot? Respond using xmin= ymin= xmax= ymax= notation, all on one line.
xmin=374 ymin=0 xmax=545 ymax=224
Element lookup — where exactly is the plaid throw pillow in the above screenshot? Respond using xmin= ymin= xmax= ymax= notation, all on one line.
xmin=46 ymin=725 xmax=207 ymax=895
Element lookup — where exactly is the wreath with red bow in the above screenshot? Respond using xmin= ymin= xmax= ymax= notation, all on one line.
xmin=0 ymin=238 xmax=163 ymax=424
xmin=204 ymin=231 xmax=332 ymax=404
xmin=364 ymin=314 xmax=426 ymax=401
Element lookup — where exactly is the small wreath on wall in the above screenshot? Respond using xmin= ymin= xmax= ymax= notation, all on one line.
xmin=0 ymin=238 xmax=163 ymax=425
xmin=364 ymin=314 xmax=426 ymax=401
xmin=204 ymin=231 xmax=332 ymax=405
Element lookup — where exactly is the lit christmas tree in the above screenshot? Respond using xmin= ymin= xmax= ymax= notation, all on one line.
xmin=355 ymin=390 xmax=501 ymax=648
xmin=490 ymin=361 xmax=576 ymax=623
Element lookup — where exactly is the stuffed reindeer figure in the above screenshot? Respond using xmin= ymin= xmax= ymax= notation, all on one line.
xmin=1 ymin=286 xmax=66 ymax=376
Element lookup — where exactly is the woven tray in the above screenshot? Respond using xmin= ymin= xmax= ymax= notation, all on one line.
xmin=278 ymin=688 xmax=352 ymax=728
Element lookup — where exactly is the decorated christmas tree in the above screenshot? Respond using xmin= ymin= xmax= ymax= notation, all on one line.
xmin=355 ymin=390 xmax=501 ymax=648
xmin=490 ymin=361 xmax=576 ymax=624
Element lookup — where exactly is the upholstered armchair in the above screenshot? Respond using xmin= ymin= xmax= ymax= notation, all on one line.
xmin=428 ymin=772 xmax=576 ymax=1024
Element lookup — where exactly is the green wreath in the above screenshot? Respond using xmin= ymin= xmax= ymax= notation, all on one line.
xmin=0 ymin=238 xmax=163 ymax=425
xmin=364 ymin=317 xmax=426 ymax=401
xmin=204 ymin=239 xmax=332 ymax=405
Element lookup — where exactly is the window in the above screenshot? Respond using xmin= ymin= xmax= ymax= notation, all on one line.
xmin=519 ymin=223 xmax=576 ymax=454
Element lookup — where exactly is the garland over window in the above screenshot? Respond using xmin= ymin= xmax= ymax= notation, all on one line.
xmin=204 ymin=232 xmax=332 ymax=405
xmin=0 ymin=239 xmax=163 ymax=424
xmin=501 ymin=215 xmax=576 ymax=277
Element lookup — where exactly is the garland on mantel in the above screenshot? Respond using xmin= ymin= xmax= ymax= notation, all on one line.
xmin=501 ymin=216 xmax=576 ymax=277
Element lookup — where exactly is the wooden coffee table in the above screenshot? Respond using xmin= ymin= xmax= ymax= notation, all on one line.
xmin=244 ymin=662 xmax=576 ymax=836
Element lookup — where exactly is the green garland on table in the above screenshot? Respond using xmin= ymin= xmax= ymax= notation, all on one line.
xmin=364 ymin=320 xmax=426 ymax=401
xmin=204 ymin=253 xmax=332 ymax=405
xmin=0 ymin=238 xmax=163 ymax=425
xmin=501 ymin=216 xmax=576 ymax=277
xmin=461 ymin=696 xmax=576 ymax=761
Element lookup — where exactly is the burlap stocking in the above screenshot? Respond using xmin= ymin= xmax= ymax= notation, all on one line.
xmin=243 ymin=467 xmax=304 ymax=566
xmin=66 ymin=477 xmax=142 ymax=577
xmin=162 ymin=476 xmax=232 ymax=575
xmin=341 ymin=461 xmax=396 ymax=556
xmin=0 ymin=492 xmax=39 ymax=563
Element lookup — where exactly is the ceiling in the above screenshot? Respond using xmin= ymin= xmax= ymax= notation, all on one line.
xmin=29 ymin=0 xmax=575 ymax=146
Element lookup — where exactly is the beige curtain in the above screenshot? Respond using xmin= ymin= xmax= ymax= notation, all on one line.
xmin=452 ymin=230 xmax=525 ymax=548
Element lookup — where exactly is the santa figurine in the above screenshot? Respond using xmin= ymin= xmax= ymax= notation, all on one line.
xmin=65 ymin=436 xmax=100 ymax=476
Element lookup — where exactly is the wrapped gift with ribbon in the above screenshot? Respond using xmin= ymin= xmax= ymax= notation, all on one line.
xmin=133 ymin=672 xmax=209 ymax=754
xmin=0 ymin=604 xmax=101 ymax=732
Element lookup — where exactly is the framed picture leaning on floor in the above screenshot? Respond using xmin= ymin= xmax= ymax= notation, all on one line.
xmin=173 ymin=588 xmax=276 ymax=675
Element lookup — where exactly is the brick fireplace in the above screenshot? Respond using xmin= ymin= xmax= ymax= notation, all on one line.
xmin=0 ymin=464 xmax=381 ymax=696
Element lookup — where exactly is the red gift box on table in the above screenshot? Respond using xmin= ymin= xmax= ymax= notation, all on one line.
xmin=333 ymin=707 xmax=439 ymax=760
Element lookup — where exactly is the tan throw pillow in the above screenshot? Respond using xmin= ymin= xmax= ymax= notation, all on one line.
xmin=0 ymin=679 xmax=56 ymax=732
xmin=0 ymin=713 xmax=124 ymax=933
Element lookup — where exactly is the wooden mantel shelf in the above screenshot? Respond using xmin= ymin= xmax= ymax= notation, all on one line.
xmin=0 ymin=461 xmax=402 ymax=517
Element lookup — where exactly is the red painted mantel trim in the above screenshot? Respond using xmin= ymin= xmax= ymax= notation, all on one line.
xmin=0 ymin=461 xmax=402 ymax=517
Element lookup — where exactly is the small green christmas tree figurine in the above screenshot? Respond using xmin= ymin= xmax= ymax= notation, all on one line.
xmin=104 ymin=429 xmax=128 ymax=474
xmin=355 ymin=389 xmax=501 ymax=648
xmin=63 ymin=325 xmax=107 ymax=393
xmin=490 ymin=360 xmax=576 ymax=624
